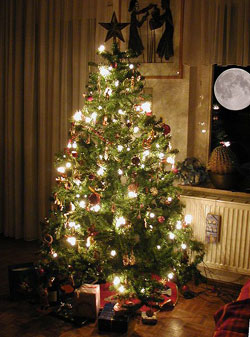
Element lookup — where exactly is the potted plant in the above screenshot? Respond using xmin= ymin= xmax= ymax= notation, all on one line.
xmin=177 ymin=157 xmax=208 ymax=186
xmin=207 ymin=144 xmax=238 ymax=190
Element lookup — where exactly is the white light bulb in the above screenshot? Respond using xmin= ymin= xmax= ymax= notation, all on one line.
xmin=181 ymin=243 xmax=187 ymax=249
xmin=150 ymin=213 xmax=155 ymax=218
xmin=73 ymin=110 xmax=82 ymax=122
xmin=159 ymin=153 xmax=165 ymax=159
xmin=67 ymin=237 xmax=76 ymax=246
xmin=70 ymin=203 xmax=75 ymax=211
xmin=100 ymin=66 xmax=110 ymax=77
xmin=74 ymin=179 xmax=81 ymax=186
xmin=185 ymin=214 xmax=192 ymax=225
xmin=85 ymin=117 xmax=91 ymax=123
xmin=118 ymin=285 xmax=125 ymax=293
xmin=133 ymin=126 xmax=139 ymax=133
xmin=168 ymin=272 xmax=174 ymax=280
xmin=91 ymin=204 xmax=101 ymax=212
xmin=86 ymin=236 xmax=91 ymax=248
xmin=113 ymin=276 xmax=120 ymax=286
xmin=176 ymin=221 xmax=182 ymax=230
xmin=169 ymin=233 xmax=175 ymax=240
xmin=167 ymin=197 xmax=172 ymax=202
xmin=110 ymin=250 xmax=117 ymax=257
xmin=115 ymin=80 xmax=119 ymax=87
xmin=118 ymin=169 xmax=123 ymax=175
xmin=98 ymin=105 xmax=103 ymax=110
xmin=115 ymin=216 xmax=126 ymax=228
xmin=127 ymin=147 xmax=130 ymax=151
xmin=141 ymin=164 xmax=145 ymax=168
xmin=157 ymin=245 xmax=161 ymax=250
xmin=97 ymin=166 xmax=105 ymax=176
xmin=67 ymin=142 xmax=72 ymax=148
xmin=69 ymin=221 xmax=76 ymax=228
xmin=98 ymin=45 xmax=105 ymax=52
xmin=224 ymin=141 xmax=231 ymax=147
xmin=118 ymin=109 xmax=125 ymax=115
xmin=91 ymin=112 xmax=97 ymax=122
xmin=156 ymin=144 xmax=160 ymax=148
xmin=141 ymin=102 xmax=151 ymax=113
xmin=167 ymin=157 xmax=175 ymax=164
xmin=128 ymin=191 xmax=137 ymax=198
xmin=129 ymin=64 xmax=134 ymax=69
xmin=66 ymin=162 xmax=71 ymax=168
xmin=76 ymin=194 xmax=80 ymax=198
xmin=57 ymin=166 xmax=65 ymax=173
xmin=104 ymin=88 xmax=112 ymax=96
xmin=117 ymin=145 xmax=123 ymax=152
xmin=72 ymin=141 xmax=77 ymax=149
xmin=53 ymin=252 xmax=58 ymax=258
xmin=143 ymin=150 xmax=150 ymax=157
xmin=79 ymin=200 xmax=86 ymax=208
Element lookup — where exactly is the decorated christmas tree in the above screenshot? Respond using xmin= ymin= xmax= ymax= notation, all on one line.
xmin=39 ymin=14 xmax=204 ymax=305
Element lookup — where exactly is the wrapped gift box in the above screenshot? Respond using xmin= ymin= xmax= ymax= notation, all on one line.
xmin=74 ymin=284 xmax=100 ymax=320
xmin=98 ymin=303 xmax=129 ymax=333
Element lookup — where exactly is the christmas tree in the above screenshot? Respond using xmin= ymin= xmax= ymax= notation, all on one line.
xmin=40 ymin=17 xmax=204 ymax=304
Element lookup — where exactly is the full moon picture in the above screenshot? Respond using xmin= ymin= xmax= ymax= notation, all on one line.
xmin=214 ymin=68 xmax=250 ymax=111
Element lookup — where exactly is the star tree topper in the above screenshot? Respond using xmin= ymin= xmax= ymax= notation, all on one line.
xmin=99 ymin=12 xmax=129 ymax=42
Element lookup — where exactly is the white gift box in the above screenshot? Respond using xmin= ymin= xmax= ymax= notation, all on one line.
xmin=74 ymin=284 xmax=100 ymax=319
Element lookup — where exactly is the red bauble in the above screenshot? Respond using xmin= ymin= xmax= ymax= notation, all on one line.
xmin=172 ymin=167 xmax=179 ymax=174
xmin=112 ymin=62 xmax=118 ymax=68
xmin=162 ymin=124 xmax=171 ymax=136
xmin=182 ymin=285 xmax=189 ymax=292
xmin=87 ymin=96 xmax=93 ymax=102
xmin=146 ymin=112 xmax=152 ymax=116
xmin=158 ymin=216 xmax=165 ymax=223
xmin=88 ymin=174 xmax=95 ymax=180
xmin=38 ymin=268 xmax=45 ymax=275
xmin=71 ymin=151 xmax=78 ymax=158
xmin=88 ymin=193 xmax=100 ymax=205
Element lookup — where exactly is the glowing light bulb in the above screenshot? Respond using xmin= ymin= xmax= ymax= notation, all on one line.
xmin=150 ymin=213 xmax=155 ymax=218
xmin=118 ymin=285 xmax=125 ymax=293
xmin=133 ymin=126 xmax=139 ymax=133
xmin=128 ymin=191 xmax=138 ymax=198
xmin=110 ymin=250 xmax=117 ymax=257
xmin=91 ymin=112 xmax=97 ymax=122
xmin=176 ymin=221 xmax=182 ymax=230
xmin=97 ymin=166 xmax=105 ymax=176
xmin=141 ymin=102 xmax=151 ymax=113
xmin=73 ymin=110 xmax=82 ymax=121
xmin=157 ymin=245 xmax=161 ymax=250
xmin=98 ymin=45 xmax=105 ymax=52
xmin=224 ymin=141 xmax=231 ymax=147
xmin=74 ymin=179 xmax=81 ymax=186
xmin=85 ymin=116 xmax=91 ymax=123
xmin=118 ymin=169 xmax=123 ymax=175
xmin=143 ymin=150 xmax=150 ymax=157
xmin=129 ymin=64 xmax=134 ymax=69
xmin=53 ymin=252 xmax=58 ymax=258
xmin=181 ymin=243 xmax=187 ymax=249
xmin=167 ymin=156 xmax=175 ymax=165
xmin=127 ymin=147 xmax=130 ymax=151
xmin=79 ymin=200 xmax=86 ymax=208
xmin=67 ymin=142 xmax=72 ymax=148
xmin=98 ymin=105 xmax=102 ymax=110
xmin=156 ymin=144 xmax=160 ymax=148
xmin=69 ymin=222 xmax=76 ymax=228
xmin=72 ymin=141 xmax=77 ymax=149
xmin=117 ymin=145 xmax=123 ymax=152
xmin=168 ymin=272 xmax=174 ymax=280
xmin=118 ymin=109 xmax=125 ymax=115
xmin=91 ymin=204 xmax=101 ymax=212
xmin=86 ymin=236 xmax=91 ymax=248
xmin=141 ymin=288 xmax=145 ymax=293
xmin=185 ymin=214 xmax=192 ymax=225
xmin=76 ymin=194 xmax=80 ymax=198
xmin=70 ymin=203 xmax=75 ymax=211
xmin=113 ymin=276 xmax=120 ymax=286
xmin=104 ymin=88 xmax=112 ymax=96
xmin=167 ymin=197 xmax=172 ymax=202
xmin=115 ymin=216 xmax=126 ymax=228
xmin=67 ymin=237 xmax=76 ymax=246
xmin=66 ymin=162 xmax=71 ymax=168
xmin=57 ymin=167 xmax=65 ymax=173
xmin=100 ymin=66 xmax=110 ymax=77
xmin=141 ymin=164 xmax=145 ymax=168
xmin=115 ymin=80 xmax=119 ymax=87
xmin=159 ymin=153 xmax=165 ymax=159
xmin=169 ymin=233 xmax=175 ymax=240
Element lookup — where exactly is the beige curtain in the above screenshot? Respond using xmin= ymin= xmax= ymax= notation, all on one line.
xmin=0 ymin=0 xmax=116 ymax=240
xmin=183 ymin=0 xmax=250 ymax=66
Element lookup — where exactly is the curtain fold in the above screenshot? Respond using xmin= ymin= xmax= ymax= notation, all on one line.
xmin=183 ymin=0 xmax=250 ymax=66
xmin=0 ymin=0 xmax=108 ymax=240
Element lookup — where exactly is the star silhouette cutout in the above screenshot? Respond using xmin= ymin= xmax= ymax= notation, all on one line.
xmin=99 ymin=12 xmax=129 ymax=42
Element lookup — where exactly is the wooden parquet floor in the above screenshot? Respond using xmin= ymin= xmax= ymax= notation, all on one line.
xmin=0 ymin=235 xmax=241 ymax=337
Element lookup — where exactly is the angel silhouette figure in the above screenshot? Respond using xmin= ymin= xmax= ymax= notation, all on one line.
xmin=149 ymin=0 xmax=174 ymax=60
xmin=128 ymin=0 xmax=154 ymax=56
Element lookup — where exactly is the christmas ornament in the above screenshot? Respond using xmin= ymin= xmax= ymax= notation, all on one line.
xmin=89 ymin=174 xmax=95 ymax=180
xmin=162 ymin=124 xmax=171 ymax=136
xmin=158 ymin=216 xmax=165 ymax=223
xmin=150 ymin=187 xmax=158 ymax=196
xmin=88 ymin=193 xmax=101 ymax=205
xmin=44 ymin=234 xmax=53 ymax=245
xmin=99 ymin=12 xmax=129 ymax=43
xmin=132 ymin=156 xmax=140 ymax=166
xmin=87 ymin=96 xmax=93 ymax=102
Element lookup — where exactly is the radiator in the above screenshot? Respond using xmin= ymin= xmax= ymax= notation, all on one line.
xmin=180 ymin=195 xmax=250 ymax=276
